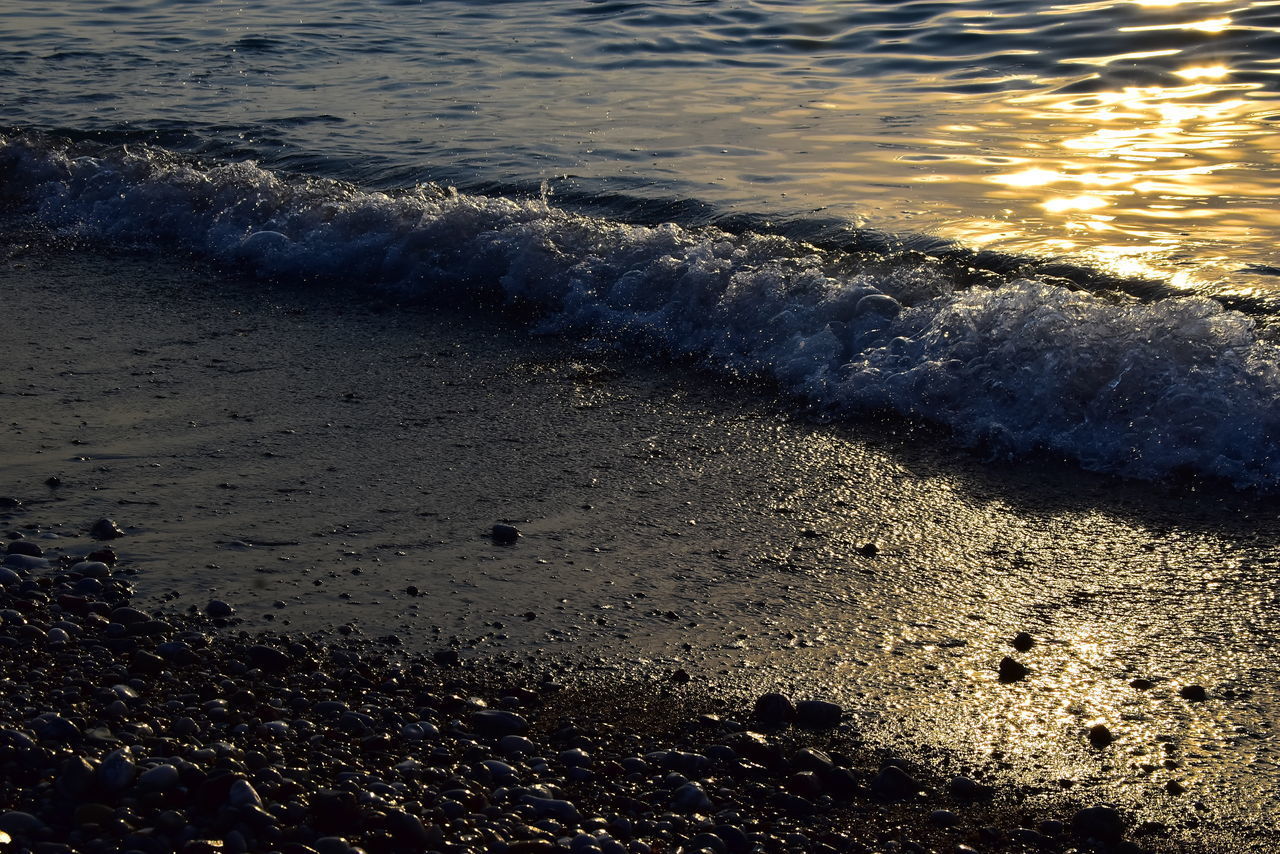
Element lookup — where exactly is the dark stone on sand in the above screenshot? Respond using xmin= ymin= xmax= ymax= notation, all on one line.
xmin=753 ymin=692 xmax=797 ymax=725
xmin=249 ymin=644 xmax=291 ymax=672
xmin=930 ymin=809 xmax=961 ymax=827
xmin=949 ymin=775 xmax=992 ymax=799
xmin=670 ymin=668 xmax=691 ymax=683
xmin=1012 ymin=631 xmax=1034 ymax=651
xmin=88 ymin=548 xmax=117 ymax=565
xmin=1180 ymin=684 xmax=1208 ymax=702
xmin=795 ymin=699 xmax=842 ymax=729
xmin=1071 ymin=804 xmax=1125 ymax=843
xmin=204 ymin=599 xmax=235 ymax=618
xmin=90 ymin=518 xmax=125 ymax=540
xmin=1166 ymin=780 xmax=1186 ymax=795
xmin=472 ymin=709 xmax=529 ymax=736
xmin=44 ymin=476 xmax=61 ymax=488
xmin=1130 ymin=678 xmax=1155 ymax=690
xmin=433 ymin=648 xmax=460 ymax=667
xmin=1089 ymin=724 xmax=1114 ymax=747
xmin=871 ymin=765 xmax=922 ymax=799
xmin=998 ymin=656 xmax=1028 ymax=682
xmin=5 ymin=541 xmax=42 ymax=558
xmin=491 ymin=523 xmax=521 ymax=544
xmin=857 ymin=543 xmax=879 ymax=557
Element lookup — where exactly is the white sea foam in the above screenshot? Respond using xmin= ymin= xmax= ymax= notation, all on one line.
xmin=4 ymin=134 xmax=1279 ymax=490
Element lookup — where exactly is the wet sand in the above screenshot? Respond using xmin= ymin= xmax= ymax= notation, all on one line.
xmin=2 ymin=230 xmax=1278 ymax=849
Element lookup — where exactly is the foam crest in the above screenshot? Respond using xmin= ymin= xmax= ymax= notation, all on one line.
xmin=4 ymin=134 xmax=1278 ymax=490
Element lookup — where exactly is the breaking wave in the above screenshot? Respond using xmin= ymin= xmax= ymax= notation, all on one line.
xmin=4 ymin=132 xmax=1278 ymax=491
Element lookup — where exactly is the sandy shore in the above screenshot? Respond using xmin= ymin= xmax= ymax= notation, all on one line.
xmin=2 ymin=227 xmax=1278 ymax=850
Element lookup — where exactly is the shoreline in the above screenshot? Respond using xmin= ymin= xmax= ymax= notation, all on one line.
xmin=0 ymin=539 xmax=1220 ymax=853
xmin=2 ymin=230 xmax=1278 ymax=849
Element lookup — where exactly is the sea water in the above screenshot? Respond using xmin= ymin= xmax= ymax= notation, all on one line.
xmin=3 ymin=0 xmax=1280 ymax=489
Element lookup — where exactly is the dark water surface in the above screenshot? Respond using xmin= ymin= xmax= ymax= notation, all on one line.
xmin=4 ymin=0 xmax=1280 ymax=286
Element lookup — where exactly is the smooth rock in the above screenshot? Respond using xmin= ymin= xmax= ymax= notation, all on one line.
xmin=1012 ymin=631 xmax=1034 ymax=651
xmin=5 ymin=541 xmax=42 ymax=558
xmin=472 ymin=709 xmax=529 ymax=736
xmin=1071 ymin=805 xmax=1125 ymax=843
xmin=95 ymin=748 xmax=137 ymax=791
xmin=138 ymin=764 xmax=180 ymax=790
xmin=90 ymin=518 xmax=125 ymax=540
xmin=871 ymin=765 xmax=922 ymax=799
xmin=795 ymin=699 xmax=842 ymax=729
xmin=248 ymin=644 xmax=291 ymax=672
xmin=204 ymin=600 xmax=235 ymax=618
xmin=753 ymin=692 xmax=796 ymax=725
xmin=3 ymin=554 xmax=48 ymax=571
xmin=492 ymin=523 xmax=521 ymax=544
xmin=0 ymin=811 xmax=46 ymax=835
xmin=998 ymin=656 xmax=1028 ymax=682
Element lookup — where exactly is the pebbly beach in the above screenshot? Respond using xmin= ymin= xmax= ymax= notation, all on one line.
xmin=0 ymin=525 xmax=1207 ymax=854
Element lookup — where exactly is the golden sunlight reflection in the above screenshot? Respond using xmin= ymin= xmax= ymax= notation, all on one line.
xmin=962 ymin=55 xmax=1279 ymax=283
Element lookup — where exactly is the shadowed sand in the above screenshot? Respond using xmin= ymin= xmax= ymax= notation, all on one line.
xmin=2 ymin=230 xmax=1278 ymax=850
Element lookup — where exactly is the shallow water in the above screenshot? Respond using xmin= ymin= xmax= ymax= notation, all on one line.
xmin=3 ymin=0 xmax=1279 ymax=289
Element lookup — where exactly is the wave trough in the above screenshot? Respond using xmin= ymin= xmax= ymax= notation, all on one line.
xmin=3 ymin=133 xmax=1278 ymax=491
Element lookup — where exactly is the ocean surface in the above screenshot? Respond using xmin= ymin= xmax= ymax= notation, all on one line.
xmin=4 ymin=0 xmax=1280 ymax=490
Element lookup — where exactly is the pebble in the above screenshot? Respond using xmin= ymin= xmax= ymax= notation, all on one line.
xmin=871 ymin=764 xmax=922 ymax=799
xmin=1088 ymin=723 xmax=1114 ymax=747
xmin=753 ymin=692 xmax=796 ymax=725
xmin=472 ymin=709 xmax=530 ymax=736
xmin=138 ymin=763 xmax=180 ymax=790
xmin=95 ymin=748 xmax=137 ymax=791
xmin=1071 ymin=804 xmax=1125 ymax=843
xmin=492 ymin=523 xmax=521 ymax=544
xmin=90 ymin=518 xmax=125 ymax=540
xmin=5 ymin=541 xmax=42 ymax=558
xmin=998 ymin=656 xmax=1028 ymax=682
xmin=1180 ymin=684 xmax=1208 ymax=702
xmin=1012 ymin=631 xmax=1034 ymax=651
xmin=795 ymin=699 xmax=842 ymax=728
xmin=204 ymin=599 xmax=235 ymax=618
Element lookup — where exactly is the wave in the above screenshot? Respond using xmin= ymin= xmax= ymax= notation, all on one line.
xmin=3 ymin=130 xmax=1279 ymax=492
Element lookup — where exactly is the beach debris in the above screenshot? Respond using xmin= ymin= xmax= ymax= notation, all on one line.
xmin=1012 ymin=631 xmax=1034 ymax=652
xmin=857 ymin=542 xmax=879 ymax=557
xmin=89 ymin=517 xmax=125 ymax=540
xmin=998 ymin=655 xmax=1028 ymax=682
